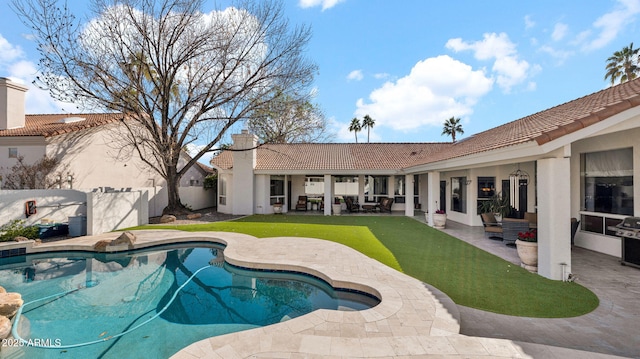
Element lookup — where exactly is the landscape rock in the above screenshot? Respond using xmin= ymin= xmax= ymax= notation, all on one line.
xmin=0 ymin=286 xmax=5 ymax=294
xmin=111 ymin=232 xmax=136 ymax=249
xmin=186 ymin=213 xmax=202 ymax=220
xmin=0 ymin=292 xmax=23 ymax=317
xmin=0 ymin=315 xmax=10 ymax=339
xmin=93 ymin=240 xmax=112 ymax=251
xmin=159 ymin=215 xmax=177 ymax=223
xmin=13 ymin=236 xmax=29 ymax=242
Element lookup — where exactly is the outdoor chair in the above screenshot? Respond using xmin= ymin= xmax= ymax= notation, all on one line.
xmin=344 ymin=197 xmax=360 ymax=212
xmin=295 ymin=196 xmax=308 ymax=211
xmin=524 ymin=212 xmax=538 ymax=228
xmin=480 ymin=213 xmax=503 ymax=240
xmin=501 ymin=218 xmax=530 ymax=245
xmin=379 ymin=197 xmax=394 ymax=213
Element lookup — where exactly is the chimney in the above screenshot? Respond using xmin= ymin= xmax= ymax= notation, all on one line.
xmin=0 ymin=77 xmax=28 ymax=130
xmin=231 ymin=130 xmax=258 ymax=215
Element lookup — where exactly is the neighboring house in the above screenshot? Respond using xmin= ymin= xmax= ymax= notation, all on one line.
xmin=0 ymin=77 xmax=210 ymax=190
xmin=212 ymin=78 xmax=640 ymax=281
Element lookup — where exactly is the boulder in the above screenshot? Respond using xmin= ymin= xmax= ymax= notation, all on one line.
xmin=159 ymin=215 xmax=177 ymax=223
xmin=13 ymin=236 xmax=29 ymax=242
xmin=111 ymin=232 xmax=136 ymax=249
xmin=93 ymin=240 xmax=112 ymax=251
xmin=0 ymin=315 xmax=10 ymax=339
xmin=0 ymin=286 xmax=6 ymax=294
xmin=186 ymin=213 xmax=202 ymax=220
xmin=0 ymin=292 xmax=23 ymax=317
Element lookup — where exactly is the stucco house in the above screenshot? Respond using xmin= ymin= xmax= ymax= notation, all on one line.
xmin=0 ymin=77 xmax=209 ymax=190
xmin=212 ymin=78 xmax=640 ymax=281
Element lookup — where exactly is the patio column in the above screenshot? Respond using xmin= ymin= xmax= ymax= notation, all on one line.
xmin=358 ymin=175 xmax=365 ymax=205
xmin=323 ymin=174 xmax=332 ymax=216
xmin=427 ymin=171 xmax=440 ymax=226
xmin=405 ymin=174 xmax=414 ymax=217
xmin=537 ymin=157 xmax=571 ymax=280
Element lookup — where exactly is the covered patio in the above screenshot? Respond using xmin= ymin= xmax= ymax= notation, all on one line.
xmin=413 ymin=217 xmax=640 ymax=358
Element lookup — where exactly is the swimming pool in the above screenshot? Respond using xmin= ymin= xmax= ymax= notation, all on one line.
xmin=0 ymin=243 xmax=379 ymax=358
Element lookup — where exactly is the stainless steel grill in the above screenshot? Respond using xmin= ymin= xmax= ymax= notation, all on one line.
xmin=612 ymin=217 xmax=640 ymax=269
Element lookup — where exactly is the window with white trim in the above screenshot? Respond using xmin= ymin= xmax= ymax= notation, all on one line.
xmin=581 ymin=148 xmax=633 ymax=235
xmin=218 ymin=177 xmax=227 ymax=205
xmin=270 ymin=175 xmax=285 ymax=205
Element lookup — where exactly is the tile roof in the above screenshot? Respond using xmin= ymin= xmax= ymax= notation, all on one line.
xmin=211 ymin=142 xmax=452 ymax=171
xmin=413 ymin=77 xmax=640 ymax=165
xmin=0 ymin=113 xmax=124 ymax=138
xmin=212 ymin=78 xmax=640 ymax=172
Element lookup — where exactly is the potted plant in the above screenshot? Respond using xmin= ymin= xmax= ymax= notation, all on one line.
xmin=516 ymin=229 xmax=537 ymax=271
xmin=479 ymin=193 xmax=511 ymax=221
xmin=272 ymin=201 xmax=283 ymax=214
xmin=332 ymin=198 xmax=342 ymax=215
xmin=432 ymin=209 xmax=447 ymax=229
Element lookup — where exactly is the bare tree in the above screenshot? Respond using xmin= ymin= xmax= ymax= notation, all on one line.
xmin=1 ymin=155 xmax=70 ymax=189
xmin=12 ymin=0 xmax=317 ymax=213
xmin=247 ymin=88 xmax=329 ymax=143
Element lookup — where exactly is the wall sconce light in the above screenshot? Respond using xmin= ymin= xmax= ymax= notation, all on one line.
xmin=56 ymin=175 xmax=61 ymax=189
xmin=67 ymin=174 xmax=73 ymax=189
xmin=465 ymin=179 xmax=473 ymax=185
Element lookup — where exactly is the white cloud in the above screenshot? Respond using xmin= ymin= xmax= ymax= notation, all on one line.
xmin=374 ymin=72 xmax=390 ymax=80
xmin=579 ymin=0 xmax=640 ymax=51
xmin=0 ymin=34 xmax=24 ymax=65
xmin=354 ymin=55 xmax=493 ymax=132
xmin=347 ymin=69 xmax=363 ymax=81
xmin=446 ymin=32 xmax=533 ymax=92
xmin=539 ymin=45 xmax=574 ymax=65
xmin=0 ymin=33 xmax=69 ymax=114
xmin=552 ymin=23 xmax=568 ymax=41
xmin=299 ymin=0 xmax=345 ymax=11
xmin=524 ymin=15 xmax=535 ymax=30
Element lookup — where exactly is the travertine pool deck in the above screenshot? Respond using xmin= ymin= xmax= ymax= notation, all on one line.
xmin=17 ymin=231 xmax=624 ymax=358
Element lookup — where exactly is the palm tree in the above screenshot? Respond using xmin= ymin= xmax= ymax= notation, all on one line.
xmin=441 ymin=116 xmax=464 ymax=142
xmin=605 ymin=42 xmax=640 ymax=85
xmin=349 ymin=117 xmax=362 ymax=143
xmin=362 ymin=114 xmax=375 ymax=143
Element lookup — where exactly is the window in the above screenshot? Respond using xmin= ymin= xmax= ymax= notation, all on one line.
xmin=8 ymin=148 xmax=17 ymax=158
xmin=364 ymin=175 xmax=388 ymax=203
xmin=581 ymin=148 xmax=633 ymax=215
xmin=581 ymin=148 xmax=633 ymax=235
xmin=270 ymin=175 xmax=285 ymax=205
xmin=451 ymin=177 xmax=467 ymax=213
xmin=477 ymin=176 xmax=495 ymax=214
xmin=218 ymin=177 xmax=227 ymax=205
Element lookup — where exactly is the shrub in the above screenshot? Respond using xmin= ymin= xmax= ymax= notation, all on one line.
xmin=0 ymin=220 xmax=39 ymax=242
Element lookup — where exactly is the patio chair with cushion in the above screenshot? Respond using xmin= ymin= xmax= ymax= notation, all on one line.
xmin=501 ymin=218 xmax=530 ymax=245
xmin=524 ymin=212 xmax=537 ymax=228
xmin=379 ymin=197 xmax=394 ymax=213
xmin=295 ymin=196 xmax=308 ymax=211
xmin=480 ymin=213 xmax=503 ymax=240
xmin=344 ymin=197 xmax=360 ymax=212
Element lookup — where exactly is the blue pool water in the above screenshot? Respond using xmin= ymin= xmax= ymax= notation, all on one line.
xmin=0 ymin=243 xmax=379 ymax=358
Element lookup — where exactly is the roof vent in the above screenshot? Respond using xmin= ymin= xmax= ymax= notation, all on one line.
xmin=59 ymin=116 xmax=86 ymax=124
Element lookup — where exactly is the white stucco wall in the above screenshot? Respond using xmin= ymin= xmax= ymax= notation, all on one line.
xmin=86 ymin=189 xmax=148 ymax=235
xmin=0 ymin=189 xmax=88 ymax=226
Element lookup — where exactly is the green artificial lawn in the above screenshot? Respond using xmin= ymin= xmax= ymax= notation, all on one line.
xmin=132 ymin=215 xmax=599 ymax=318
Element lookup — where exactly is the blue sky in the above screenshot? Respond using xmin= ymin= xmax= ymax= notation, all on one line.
xmin=1 ymin=0 xmax=639 ymax=145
